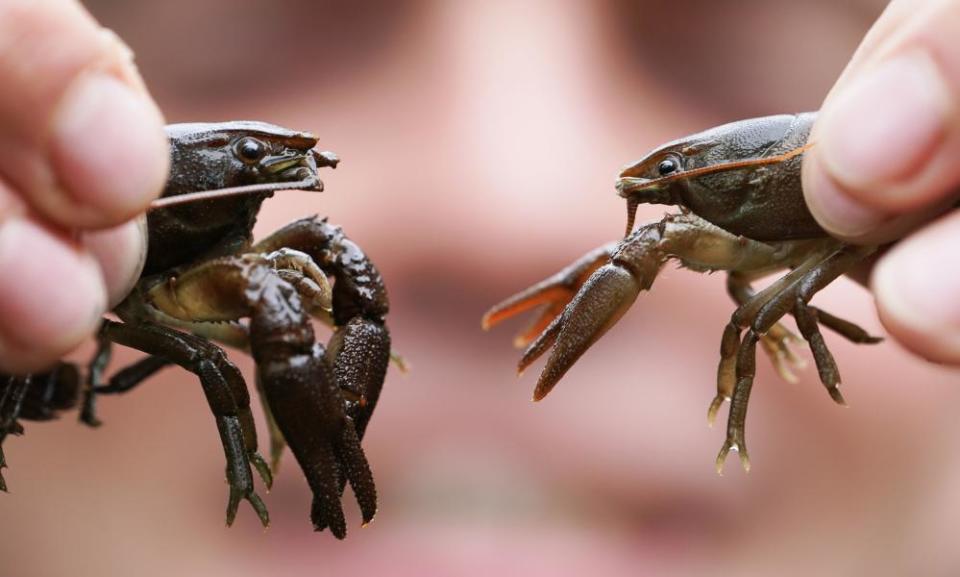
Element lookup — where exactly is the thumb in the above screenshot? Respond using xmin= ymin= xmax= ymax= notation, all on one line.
xmin=802 ymin=0 xmax=960 ymax=244
xmin=802 ymin=0 xmax=960 ymax=365
xmin=0 ymin=0 xmax=168 ymax=229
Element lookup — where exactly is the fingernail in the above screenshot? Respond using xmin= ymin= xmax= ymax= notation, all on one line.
xmin=803 ymin=153 xmax=887 ymax=238
xmin=819 ymin=51 xmax=950 ymax=197
xmin=0 ymin=219 xmax=105 ymax=370
xmin=872 ymin=215 xmax=960 ymax=363
xmin=49 ymin=72 xmax=168 ymax=221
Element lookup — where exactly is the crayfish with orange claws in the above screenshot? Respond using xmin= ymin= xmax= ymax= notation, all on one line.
xmin=0 ymin=121 xmax=394 ymax=538
xmin=484 ymin=112 xmax=884 ymax=474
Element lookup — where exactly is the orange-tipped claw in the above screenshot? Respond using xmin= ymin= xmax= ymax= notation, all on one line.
xmin=513 ymin=303 xmax=566 ymax=349
xmin=485 ymin=230 xmax=668 ymax=402
xmin=482 ymin=286 xmax=574 ymax=341
xmin=531 ymin=263 xmax=641 ymax=401
xmin=518 ymin=315 xmax=562 ymax=375
xmin=482 ymin=243 xmax=616 ymax=347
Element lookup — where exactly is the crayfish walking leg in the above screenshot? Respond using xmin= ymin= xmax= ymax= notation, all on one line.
xmin=714 ymin=244 xmax=878 ymax=473
xmin=97 ymin=319 xmax=271 ymax=526
xmin=0 ymin=364 xmax=81 ymax=491
xmin=0 ymin=376 xmax=30 ymax=492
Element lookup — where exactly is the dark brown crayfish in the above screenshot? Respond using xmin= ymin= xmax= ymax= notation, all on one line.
xmin=484 ymin=112 xmax=883 ymax=473
xmin=0 ymin=121 xmax=392 ymax=538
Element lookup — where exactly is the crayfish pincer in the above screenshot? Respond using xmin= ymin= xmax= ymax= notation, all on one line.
xmin=484 ymin=112 xmax=883 ymax=473
xmin=0 ymin=121 xmax=392 ymax=539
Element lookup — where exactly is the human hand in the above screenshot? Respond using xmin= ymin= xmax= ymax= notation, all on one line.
xmin=802 ymin=0 xmax=960 ymax=365
xmin=0 ymin=0 xmax=168 ymax=372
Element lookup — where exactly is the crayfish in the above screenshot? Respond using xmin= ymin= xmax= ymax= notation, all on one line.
xmin=0 ymin=121 xmax=392 ymax=539
xmin=484 ymin=112 xmax=883 ymax=473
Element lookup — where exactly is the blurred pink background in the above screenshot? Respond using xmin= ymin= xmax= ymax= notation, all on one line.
xmin=2 ymin=1 xmax=959 ymax=575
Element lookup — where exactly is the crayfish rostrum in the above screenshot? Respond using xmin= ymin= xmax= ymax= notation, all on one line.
xmin=484 ymin=112 xmax=883 ymax=473
xmin=0 ymin=121 xmax=392 ymax=539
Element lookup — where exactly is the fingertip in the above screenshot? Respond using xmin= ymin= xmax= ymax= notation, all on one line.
xmin=802 ymin=152 xmax=887 ymax=241
xmin=0 ymin=218 xmax=106 ymax=373
xmin=0 ymin=2 xmax=169 ymax=230
xmin=810 ymin=49 xmax=959 ymax=228
xmin=817 ymin=52 xmax=949 ymax=201
xmin=870 ymin=211 xmax=960 ymax=365
xmin=47 ymin=72 xmax=168 ymax=227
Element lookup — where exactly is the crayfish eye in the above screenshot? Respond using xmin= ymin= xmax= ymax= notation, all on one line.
xmin=235 ymin=137 xmax=266 ymax=163
xmin=657 ymin=157 xmax=680 ymax=176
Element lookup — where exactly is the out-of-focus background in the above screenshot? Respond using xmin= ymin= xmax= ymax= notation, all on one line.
xmin=3 ymin=1 xmax=960 ymax=575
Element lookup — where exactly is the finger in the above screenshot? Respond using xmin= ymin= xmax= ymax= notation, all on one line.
xmin=0 ymin=216 xmax=107 ymax=373
xmin=871 ymin=209 xmax=960 ymax=365
xmin=0 ymin=0 xmax=168 ymax=229
xmin=802 ymin=0 xmax=960 ymax=242
xmin=803 ymin=155 xmax=956 ymax=245
xmin=83 ymin=215 xmax=147 ymax=308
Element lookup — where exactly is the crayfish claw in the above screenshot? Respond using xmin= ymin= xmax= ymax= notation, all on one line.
xmin=326 ymin=317 xmax=391 ymax=440
xmin=482 ymin=284 xmax=570 ymax=333
xmin=515 ymin=303 xmax=566 ymax=349
xmin=482 ymin=243 xmax=616 ymax=347
xmin=302 ymin=417 xmax=379 ymax=538
xmin=337 ymin=419 xmax=377 ymax=525
xmin=533 ymin=263 xmax=641 ymax=401
xmin=487 ymin=228 xmax=666 ymax=401
xmin=312 ymin=494 xmax=347 ymax=539
xmin=517 ymin=315 xmax=561 ymax=375
xmin=308 ymin=445 xmax=348 ymax=538
xmin=257 ymin=336 xmax=377 ymax=538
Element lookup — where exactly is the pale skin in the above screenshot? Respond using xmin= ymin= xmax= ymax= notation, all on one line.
xmin=802 ymin=0 xmax=960 ymax=365
xmin=0 ymin=0 xmax=167 ymax=373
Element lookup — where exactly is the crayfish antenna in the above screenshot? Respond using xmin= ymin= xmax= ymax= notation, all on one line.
xmin=625 ymin=198 xmax=640 ymax=237
xmin=149 ymin=177 xmax=321 ymax=211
